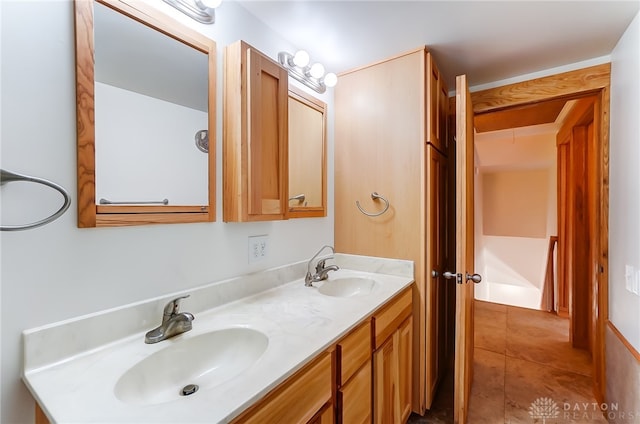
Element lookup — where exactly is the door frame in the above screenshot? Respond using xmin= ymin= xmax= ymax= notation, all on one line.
xmin=469 ymin=63 xmax=610 ymax=403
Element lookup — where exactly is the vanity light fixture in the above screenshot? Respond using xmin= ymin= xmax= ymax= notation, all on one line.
xmin=278 ymin=50 xmax=337 ymax=94
xmin=162 ymin=0 xmax=221 ymax=24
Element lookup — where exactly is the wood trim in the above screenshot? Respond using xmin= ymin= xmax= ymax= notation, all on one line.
xmin=95 ymin=212 xmax=210 ymax=226
xmin=471 ymin=63 xmax=611 ymax=113
xmin=74 ymin=0 xmax=96 ymax=228
xmin=35 ymin=403 xmax=49 ymax=424
xmin=607 ymin=321 xmax=640 ymax=363
xmin=339 ymin=46 xmax=428 ymax=77
xmin=541 ymin=236 xmax=558 ymax=312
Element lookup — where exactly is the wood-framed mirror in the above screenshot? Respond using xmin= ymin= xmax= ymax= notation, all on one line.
xmin=74 ymin=0 xmax=216 ymax=227
xmin=287 ymin=87 xmax=327 ymax=218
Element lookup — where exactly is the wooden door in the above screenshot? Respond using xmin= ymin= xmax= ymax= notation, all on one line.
xmin=425 ymin=145 xmax=447 ymax=407
xmin=453 ymin=74 xmax=476 ymax=424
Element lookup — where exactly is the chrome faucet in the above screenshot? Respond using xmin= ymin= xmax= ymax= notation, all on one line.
xmin=305 ymin=245 xmax=339 ymax=287
xmin=145 ymin=295 xmax=195 ymax=344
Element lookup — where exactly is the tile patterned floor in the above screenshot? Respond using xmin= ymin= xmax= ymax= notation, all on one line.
xmin=408 ymin=301 xmax=607 ymax=424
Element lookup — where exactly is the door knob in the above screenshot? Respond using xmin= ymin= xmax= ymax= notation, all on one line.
xmin=466 ymin=273 xmax=482 ymax=284
xmin=442 ymin=271 xmax=462 ymax=284
xmin=432 ymin=270 xmax=439 ymax=278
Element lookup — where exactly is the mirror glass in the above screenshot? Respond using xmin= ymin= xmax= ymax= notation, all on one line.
xmin=287 ymin=87 xmax=327 ymax=218
xmin=75 ymin=0 xmax=216 ymax=227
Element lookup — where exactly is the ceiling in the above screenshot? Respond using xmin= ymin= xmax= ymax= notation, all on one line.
xmin=235 ymin=0 xmax=639 ymax=90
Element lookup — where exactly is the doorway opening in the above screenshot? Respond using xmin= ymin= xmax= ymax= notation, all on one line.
xmin=409 ymin=64 xmax=610 ymax=424
xmin=468 ymin=64 xmax=610 ymax=406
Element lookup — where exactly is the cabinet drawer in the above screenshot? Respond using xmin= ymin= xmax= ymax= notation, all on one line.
xmin=232 ymin=351 xmax=332 ymax=424
xmin=337 ymin=320 xmax=371 ymax=386
xmin=372 ymin=288 xmax=412 ymax=349
xmin=338 ymin=360 xmax=372 ymax=424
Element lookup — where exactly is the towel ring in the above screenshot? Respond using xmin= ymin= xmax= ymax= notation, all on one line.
xmin=356 ymin=192 xmax=390 ymax=217
xmin=0 ymin=169 xmax=71 ymax=231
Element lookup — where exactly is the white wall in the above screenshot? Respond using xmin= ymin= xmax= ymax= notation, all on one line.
xmin=95 ymin=82 xmax=209 ymax=204
xmin=0 ymin=1 xmax=334 ymax=423
xmin=474 ymin=131 xmax=557 ymax=309
xmin=609 ymin=11 xmax=640 ymax=352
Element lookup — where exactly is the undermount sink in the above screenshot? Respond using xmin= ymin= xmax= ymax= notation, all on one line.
xmin=318 ymin=277 xmax=377 ymax=297
xmin=114 ymin=328 xmax=268 ymax=405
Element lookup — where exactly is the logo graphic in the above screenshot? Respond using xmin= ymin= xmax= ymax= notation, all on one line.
xmin=529 ymin=397 xmax=560 ymax=423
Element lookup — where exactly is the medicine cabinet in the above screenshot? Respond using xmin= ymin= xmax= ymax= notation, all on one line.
xmin=74 ymin=0 xmax=216 ymax=227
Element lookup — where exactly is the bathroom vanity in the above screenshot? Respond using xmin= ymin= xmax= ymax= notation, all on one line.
xmin=23 ymin=254 xmax=414 ymax=423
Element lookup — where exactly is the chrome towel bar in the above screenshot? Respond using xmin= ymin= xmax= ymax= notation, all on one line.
xmin=356 ymin=192 xmax=390 ymax=217
xmin=0 ymin=169 xmax=71 ymax=231
xmin=99 ymin=198 xmax=169 ymax=205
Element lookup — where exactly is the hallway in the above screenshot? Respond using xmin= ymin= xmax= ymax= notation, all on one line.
xmin=409 ymin=300 xmax=607 ymax=423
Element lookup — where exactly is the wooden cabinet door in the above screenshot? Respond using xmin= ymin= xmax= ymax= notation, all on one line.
xmin=308 ymin=403 xmax=334 ymax=424
xmin=373 ymin=336 xmax=398 ymax=424
xmin=223 ymin=40 xmax=288 ymax=222
xmin=398 ymin=317 xmax=413 ymax=424
xmin=334 ymin=50 xmax=423 ymax=262
xmin=339 ymin=361 xmax=372 ymax=424
xmin=374 ymin=320 xmax=412 ymax=424
xmin=426 ymin=54 xmax=448 ymax=151
xmin=246 ymin=48 xmax=288 ymax=218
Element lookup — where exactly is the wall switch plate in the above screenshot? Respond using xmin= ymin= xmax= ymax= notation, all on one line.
xmin=248 ymin=235 xmax=268 ymax=263
xmin=624 ymin=265 xmax=640 ymax=295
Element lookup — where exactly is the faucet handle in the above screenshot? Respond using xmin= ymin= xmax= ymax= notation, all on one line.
xmin=163 ymin=295 xmax=190 ymax=322
xmin=316 ymin=258 xmax=330 ymax=272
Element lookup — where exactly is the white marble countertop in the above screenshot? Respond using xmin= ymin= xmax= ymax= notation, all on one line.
xmin=23 ymin=255 xmax=413 ymax=423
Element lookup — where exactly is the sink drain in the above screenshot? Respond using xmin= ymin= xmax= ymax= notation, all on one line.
xmin=181 ymin=384 xmax=199 ymax=396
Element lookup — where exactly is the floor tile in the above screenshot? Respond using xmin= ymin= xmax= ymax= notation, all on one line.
xmin=409 ymin=301 xmax=602 ymax=424
xmin=475 ymin=301 xmax=508 ymax=355
xmin=504 ymin=356 xmax=607 ymax=423
xmin=505 ymin=307 xmax=592 ymax=377
xmin=468 ymin=348 xmax=506 ymax=423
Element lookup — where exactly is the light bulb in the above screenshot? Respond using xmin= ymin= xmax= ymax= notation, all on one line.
xmin=309 ymin=63 xmax=325 ymax=79
xmin=292 ymin=50 xmax=310 ymax=68
xmin=323 ymin=72 xmax=338 ymax=87
xmin=200 ymin=0 xmax=222 ymax=8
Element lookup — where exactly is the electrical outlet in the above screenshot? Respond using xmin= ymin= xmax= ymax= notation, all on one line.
xmin=248 ymin=235 xmax=268 ymax=263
